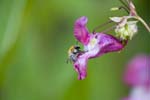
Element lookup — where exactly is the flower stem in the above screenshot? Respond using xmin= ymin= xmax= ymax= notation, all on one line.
xmin=119 ymin=0 xmax=129 ymax=9
xmin=119 ymin=6 xmax=129 ymax=14
xmin=92 ymin=20 xmax=113 ymax=33
xmin=102 ymin=25 xmax=116 ymax=33
xmin=136 ymin=16 xmax=150 ymax=32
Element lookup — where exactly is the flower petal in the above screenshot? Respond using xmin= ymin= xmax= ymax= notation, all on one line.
xmin=73 ymin=54 xmax=88 ymax=80
xmin=74 ymin=16 xmax=90 ymax=45
xmin=83 ymin=33 xmax=125 ymax=59
xmin=127 ymin=21 xmax=138 ymax=33
xmin=110 ymin=17 xmax=122 ymax=22
xmin=97 ymin=33 xmax=125 ymax=54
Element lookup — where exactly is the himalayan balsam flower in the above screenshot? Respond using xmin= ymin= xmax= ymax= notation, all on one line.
xmin=122 ymin=55 xmax=150 ymax=100
xmin=72 ymin=16 xmax=126 ymax=80
xmin=110 ymin=16 xmax=138 ymax=40
xmin=110 ymin=0 xmax=150 ymax=40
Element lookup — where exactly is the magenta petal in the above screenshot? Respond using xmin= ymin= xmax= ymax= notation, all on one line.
xmin=83 ymin=33 xmax=125 ymax=59
xmin=74 ymin=16 xmax=90 ymax=45
xmin=97 ymin=33 xmax=125 ymax=55
xmin=73 ymin=54 xmax=88 ymax=80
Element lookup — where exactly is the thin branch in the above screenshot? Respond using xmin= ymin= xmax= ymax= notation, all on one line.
xmin=119 ymin=6 xmax=129 ymax=14
xmin=119 ymin=0 xmax=129 ymax=9
xmin=92 ymin=20 xmax=113 ymax=33
xmin=137 ymin=16 xmax=150 ymax=33
xmin=102 ymin=25 xmax=116 ymax=33
xmin=126 ymin=0 xmax=131 ymax=4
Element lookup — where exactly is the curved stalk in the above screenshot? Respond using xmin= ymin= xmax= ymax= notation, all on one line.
xmin=136 ymin=16 xmax=150 ymax=32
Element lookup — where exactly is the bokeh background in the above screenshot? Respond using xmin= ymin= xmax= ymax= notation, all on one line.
xmin=0 ymin=0 xmax=149 ymax=100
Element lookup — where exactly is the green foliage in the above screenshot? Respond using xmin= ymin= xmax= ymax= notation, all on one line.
xmin=0 ymin=0 xmax=149 ymax=100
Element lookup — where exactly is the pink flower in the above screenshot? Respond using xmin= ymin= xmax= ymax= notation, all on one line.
xmin=73 ymin=16 xmax=126 ymax=80
xmin=122 ymin=54 xmax=150 ymax=100
xmin=124 ymin=55 xmax=150 ymax=87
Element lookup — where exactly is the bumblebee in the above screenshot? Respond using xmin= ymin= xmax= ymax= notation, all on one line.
xmin=67 ymin=45 xmax=82 ymax=63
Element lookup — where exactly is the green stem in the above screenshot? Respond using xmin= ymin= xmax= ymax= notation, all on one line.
xmin=136 ymin=16 xmax=150 ymax=32
xmin=119 ymin=6 xmax=129 ymax=14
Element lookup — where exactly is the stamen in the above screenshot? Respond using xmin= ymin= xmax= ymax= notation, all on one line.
xmin=92 ymin=20 xmax=113 ymax=34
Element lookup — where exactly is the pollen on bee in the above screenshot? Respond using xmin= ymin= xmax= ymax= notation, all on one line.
xmin=68 ymin=46 xmax=74 ymax=54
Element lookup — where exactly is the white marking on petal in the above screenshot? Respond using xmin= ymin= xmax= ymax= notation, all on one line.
xmin=84 ymin=36 xmax=101 ymax=58
xmin=85 ymin=37 xmax=98 ymax=51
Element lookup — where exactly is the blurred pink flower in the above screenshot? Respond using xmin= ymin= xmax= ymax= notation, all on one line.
xmin=124 ymin=54 xmax=150 ymax=87
xmin=73 ymin=16 xmax=126 ymax=80
xmin=123 ymin=54 xmax=150 ymax=100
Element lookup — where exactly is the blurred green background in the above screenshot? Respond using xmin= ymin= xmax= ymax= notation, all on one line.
xmin=0 ymin=0 xmax=149 ymax=100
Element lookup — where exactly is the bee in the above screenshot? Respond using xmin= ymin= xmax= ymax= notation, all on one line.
xmin=67 ymin=45 xmax=82 ymax=63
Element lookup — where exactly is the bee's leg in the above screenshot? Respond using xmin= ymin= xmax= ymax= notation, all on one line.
xmin=66 ymin=59 xmax=68 ymax=64
xmin=66 ymin=58 xmax=70 ymax=64
xmin=92 ymin=20 xmax=113 ymax=34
